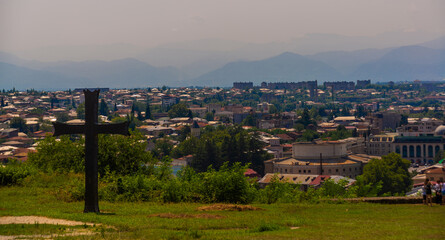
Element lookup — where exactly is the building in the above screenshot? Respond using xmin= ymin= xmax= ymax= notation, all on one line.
xmin=366 ymin=112 xmax=402 ymax=132
xmin=393 ymin=136 xmax=445 ymax=164
xmin=190 ymin=121 xmax=201 ymax=138
xmin=324 ymin=81 xmax=355 ymax=91
xmin=233 ymin=82 xmax=253 ymax=89
xmin=261 ymin=81 xmax=318 ymax=99
xmin=397 ymin=118 xmax=443 ymax=137
xmin=366 ymin=133 xmax=398 ymax=156
xmin=356 ymin=80 xmax=371 ymax=88
xmin=161 ymin=95 xmax=179 ymax=109
xmin=264 ymin=141 xmax=379 ymax=179
xmin=258 ymin=173 xmax=355 ymax=189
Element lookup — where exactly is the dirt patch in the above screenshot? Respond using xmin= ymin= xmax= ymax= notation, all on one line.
xmin=0 ymin=216 xmax=95 ymax=226
xmin=197 ymin=204 xmax=262 ymax=211
xmin=149 ymin=213 xmax=224 ymax=219
xmin=0 ymin=216 xmax=101 ymax=240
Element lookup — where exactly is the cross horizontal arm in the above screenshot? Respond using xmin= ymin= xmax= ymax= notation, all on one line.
xmin=53 ymin=122 xmax=85 ymax=136
xmin=97 ymin=122 xmax=130 ymax=136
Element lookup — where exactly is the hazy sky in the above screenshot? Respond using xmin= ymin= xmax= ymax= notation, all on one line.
xmin=1 ymin=0 xmax=444 ymax=53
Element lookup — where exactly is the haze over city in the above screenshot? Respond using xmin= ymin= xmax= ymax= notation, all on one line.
xmin=1 ymin=0 xmax=444 ymax=61
xmin=1 ymin=0 xmax=445 ymax=89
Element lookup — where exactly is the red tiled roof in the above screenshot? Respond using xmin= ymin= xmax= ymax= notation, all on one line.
xmin=309 ymin=175 xmax=331 ymax=186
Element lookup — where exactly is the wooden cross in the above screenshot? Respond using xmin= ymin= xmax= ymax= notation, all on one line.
xmin=53 ymin=89 xmax=129 ymax=213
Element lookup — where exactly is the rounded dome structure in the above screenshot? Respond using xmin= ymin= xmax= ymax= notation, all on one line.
xmin=434 ymin=125 xmax=445 ymax=136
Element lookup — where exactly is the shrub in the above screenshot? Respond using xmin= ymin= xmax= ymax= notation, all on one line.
xmin=197 ymin=162 xmax=256 ymax=204
xmin=0 ymin=161 xmax=37 ymax=186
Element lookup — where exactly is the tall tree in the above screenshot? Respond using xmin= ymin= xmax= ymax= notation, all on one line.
xmin=360 ymin=153 xmax=412 ymax=196
xmin=145 ymin=97 xmax=152 ymax=120
xmin=99 ymin=99 xmax=109 ymax=116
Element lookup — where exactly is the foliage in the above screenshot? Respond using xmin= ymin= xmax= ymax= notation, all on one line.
xmin=76 ymin=103 xmax=85 ymax=119
xmin=0 ymin=161 xmax=37 ymax=186
xmin=321 ymin=125 xmax=352 ymax=140
xmin=152 ymin=138 xmax=174 ymax=159
xmin=197 ymin=162 xmax=256 ymax=203
xmin=359 ymin=153 xmax=412 ymax=196
xmin=99 ymin=99 xmax=109 ymax=116
xmin=298 ymin=129 xmax=320 ymax=142
xmin=97 ymin=131 xmax=156 ymax=176
xmin=168 ymin=102 xmax=189 ymax=118
xmin=28 ymin=135 xmax=85 ymax=173
xmin=9 ymin=117 xmax=28 ymax=133
xmin=176 ymin=125 xmax=271 ymax=175
xmin=28 ymin=132 xmax=156 ymax=177
xmin=55 ymin=112 xmax=70 ymax=122
xmin=241 ymin=113 xmax=257 ymax=126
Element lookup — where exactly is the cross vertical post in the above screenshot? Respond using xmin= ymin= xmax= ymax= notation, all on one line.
xmin=53 ymin=89 xmax=129 ymax=213
xmin=84 ymin=90 xmax=100 ymax=213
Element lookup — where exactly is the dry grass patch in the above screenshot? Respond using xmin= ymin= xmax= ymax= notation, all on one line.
xmin=197 ymin=204 xmax=262 ymax=211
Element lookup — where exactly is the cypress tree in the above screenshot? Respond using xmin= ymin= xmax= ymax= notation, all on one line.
xmin=145 ymin=97 xmax=152 ymax=119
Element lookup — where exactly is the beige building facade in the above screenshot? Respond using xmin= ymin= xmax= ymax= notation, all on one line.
xmin=265 ymin=141 xmax=379 ymax=179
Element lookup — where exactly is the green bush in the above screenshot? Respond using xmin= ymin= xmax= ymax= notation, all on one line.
xmin=28 ymin=132 xmax=157 ymax=177
xmin=197 ymin=162 xmax=256 ymax=204
xmin=0 ymin=161 xmax=37 ymax=186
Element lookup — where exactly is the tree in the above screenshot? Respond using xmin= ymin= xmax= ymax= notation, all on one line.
xmin=99 ymin=99 xmax=109 ymax=116
xmin=168 ymin=103 xmax=189 ymax=118
xmin=241 ymin=113 xmax=256 ymax=127
xmin=55 ymin=112 xmax=70 ymax=123
xmin=297 ymin=108 xmax=314 ymax=127
xmin=76 ymin=103 xmax=85 ymax=120
xmin=28 ymin=132 xmax=156 ymax=176
xmin=360 ymin=153 xmax=412 ymax=196
xmin=1 ymin=97 xmax=4 ymax=107
xmin=355 ymin=105 xmax=367 ymax=118
xmin=204 ymin=112 xmax=214 ymax=121
xmin=399 ymin=114 xmax=408 ymax=126
xmin=152 ymin=139 xmax=174 ymax=159
xmin=10 ymin=117 xmax=28 ymax=133
xmin=145 ymin=97 xmax=152 ymax=120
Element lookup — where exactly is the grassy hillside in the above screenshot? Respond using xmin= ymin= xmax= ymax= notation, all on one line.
xmin=1 ymin=186 xmax=445 ymax=239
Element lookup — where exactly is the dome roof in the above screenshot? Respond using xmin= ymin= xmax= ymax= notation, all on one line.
xmin=434 ymin=125 xmax=445 ymax=136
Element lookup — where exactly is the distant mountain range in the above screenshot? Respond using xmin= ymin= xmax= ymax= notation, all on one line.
xmin=1 ymin=35 xmax=445 ymax=89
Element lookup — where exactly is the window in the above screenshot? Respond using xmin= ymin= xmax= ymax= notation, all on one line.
xmin=416 ymin=146 xmax=421 ymax=157
xmin=303 ymin=170 xmax=306 ymax=173
xmin=402 ymin=146 xmax=407 ymax=158
xmin=308 ymin=170 xmax=311 ymax=173
xmin=336 ymin=169 xmax=339 ymax=172
xmin=428 ymin=145 xmax=433 ymax=158
xmin=285 ymin=169 xmax=287 ymax=173
xmin=409 ymin=146 xmax=414 ymax=158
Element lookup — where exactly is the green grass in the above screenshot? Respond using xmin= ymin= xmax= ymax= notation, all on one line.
xmin=0 ymin=224 xmax=86 ymax=236
xmin=1 ymin=186 xmax=445 ymax=239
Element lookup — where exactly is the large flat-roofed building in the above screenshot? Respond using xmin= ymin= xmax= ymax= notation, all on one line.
xmin=393 ymin=125 xmax=445 ymax=164
xmin=393 ymin=136 xmax=445 ymax=164
xmin=264 ymin=140 xmax=379 ymax=179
